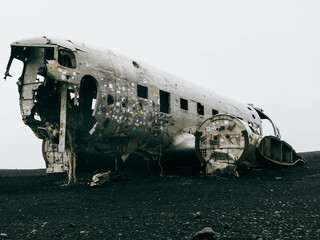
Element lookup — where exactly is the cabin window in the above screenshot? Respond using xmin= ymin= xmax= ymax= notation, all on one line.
xmin=107 ymin=94 xmax=114 ymax=105
xmin=212 ymin=109 xmax=218 ymax=115
xmin=197 ymin=102 xmax=204 ymax=115
xmin=58 ymin=49 xmax=76 ymax=68
xmin=160 ymin=90 xmax=170 ymax=113
xmin=180 ymin=98 xmax=188 ymax=110
xmin=137 ymin=85 xmax=148 ymax=99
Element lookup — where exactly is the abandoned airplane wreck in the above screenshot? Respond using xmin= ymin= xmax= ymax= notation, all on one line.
xmin=4 ymin=36 xmax=305 ymax=178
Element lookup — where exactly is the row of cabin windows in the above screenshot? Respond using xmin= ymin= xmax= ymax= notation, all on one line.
xmin=179 ymin=97 xmax=219 ymax=116
xmin=136 ymin=84 xmax=218 ymax=115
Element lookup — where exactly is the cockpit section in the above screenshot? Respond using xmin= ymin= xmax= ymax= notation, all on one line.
xmin=4 ymin=43 xmax=81 ymax=140
xmin=4 ymin=41 xmax=84 ymax=174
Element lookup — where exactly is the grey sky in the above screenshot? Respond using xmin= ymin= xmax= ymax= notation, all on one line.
xmin=0 ymin=0 xmax=319 ymax=169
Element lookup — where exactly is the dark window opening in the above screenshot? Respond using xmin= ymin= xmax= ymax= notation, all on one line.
xmin=45 ymin=47 xmax=55 ymax=61
xmin=160 ymin=90 xmax=170 ymax=113
xmin=58 ymin=49 xmax=76 ymax=68
xmin=197 ymin=102 xmax=204 ymax=115
xmin=132 ymin=61 xmax=140 ymax=69
xmin=107 ymin=94 xmax=114 ymax=105
xmin=180 ymin=98 xmax=188 ymax=110
xmin=212 ymin=109 xmax=218 ymax=115
xmin=137 ymin=85 xmax=148 ymax=99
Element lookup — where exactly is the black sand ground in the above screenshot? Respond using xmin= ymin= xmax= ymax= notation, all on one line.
xmin=0 ymin=151 xmax=319 ymax=240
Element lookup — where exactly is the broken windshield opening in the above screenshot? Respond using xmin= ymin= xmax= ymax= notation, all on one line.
xmin=261 ymin=119 xmax=275 ymax=136
xmin=9 ymin=58 xmax=24 ymax=81
xmin=255 ymin=108 xmax=281 ymax=138
xmin=58 ymin=49 xmax=76 ymax=68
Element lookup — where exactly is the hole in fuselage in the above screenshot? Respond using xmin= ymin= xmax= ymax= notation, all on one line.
xmin=79 ymin=76 xmax=97 ymax=132
xmin=107 ymin=94 xmax=114 ymax=105
xmin=132 ymin=61 xmax=140 ymax=69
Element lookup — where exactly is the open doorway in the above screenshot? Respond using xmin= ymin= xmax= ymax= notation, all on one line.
xmin=160 ymin=90 xmax=170 ymax=114
xmin=79 ymin=76 xmax=97 ymax=133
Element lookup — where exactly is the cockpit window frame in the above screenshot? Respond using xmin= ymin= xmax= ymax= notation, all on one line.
xmin=58 ymin=48 xmax=77 ymax=69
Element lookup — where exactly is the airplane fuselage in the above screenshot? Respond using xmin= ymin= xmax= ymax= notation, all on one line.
xmin=5 ymin=37 xmax=303 ymax=174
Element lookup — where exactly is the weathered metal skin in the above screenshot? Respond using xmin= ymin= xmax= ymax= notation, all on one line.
xmin=195 ymin=114 xmax=260 ymax=167
xmin=4 ymin=36 xmax=304 ymax=174
xmin=257 ymin=136 xmax=306 ymax=166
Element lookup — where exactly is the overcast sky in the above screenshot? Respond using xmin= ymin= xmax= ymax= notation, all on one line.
xmin=0 ymin=0 xmax=319 ymax=169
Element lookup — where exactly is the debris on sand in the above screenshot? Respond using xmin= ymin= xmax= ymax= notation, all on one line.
xmin=206 ymin=160 xmax=239 ymax=178
xmin=192 ymin=227 xmax=218 ymax=240
xmin=0 ymin=233 xmax=8 ymax=239
xmin=193 ymin=211 xmax=202 ymax=219
xmin=89 ymin=171 xmax=111 ymax=187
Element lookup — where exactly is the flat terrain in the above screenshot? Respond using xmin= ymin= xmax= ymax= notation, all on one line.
xmin=0 ymin=152 xmax=319 ymax=240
